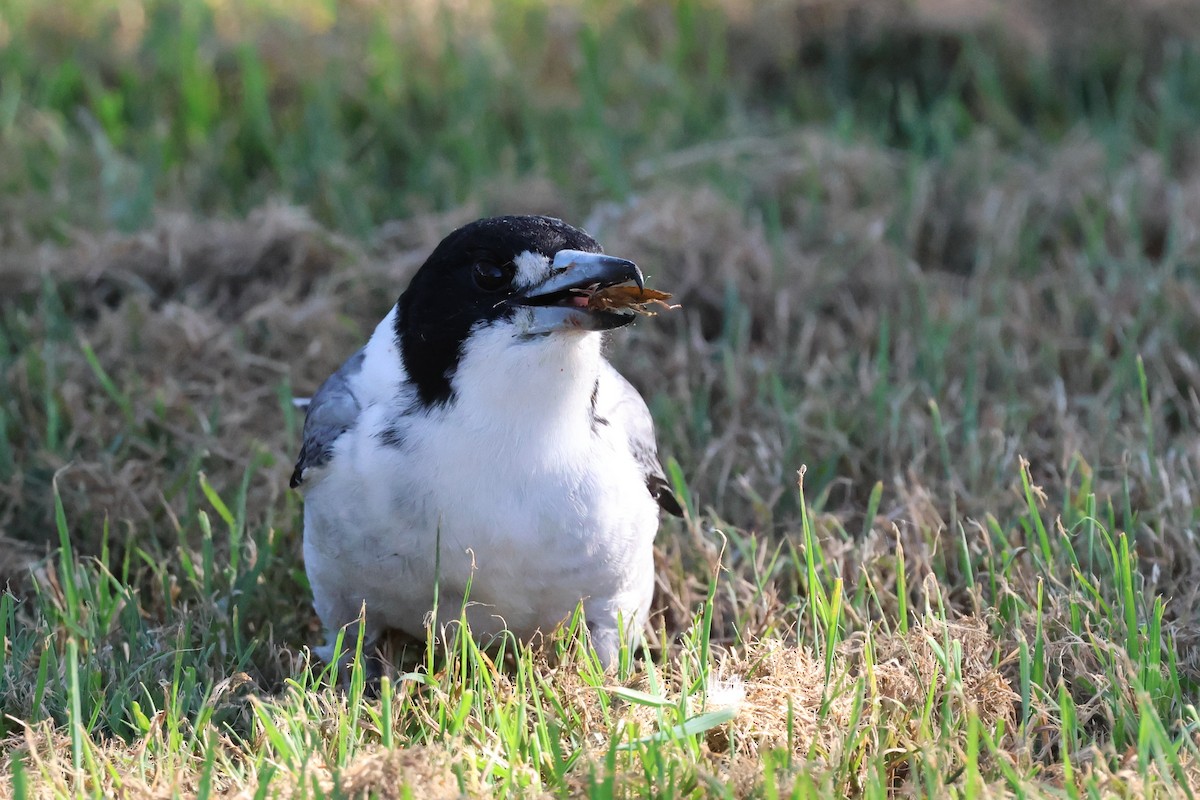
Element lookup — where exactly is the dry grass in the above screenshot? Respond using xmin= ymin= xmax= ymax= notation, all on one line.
xmin=9 ymin=720 xmax=467 ymax=799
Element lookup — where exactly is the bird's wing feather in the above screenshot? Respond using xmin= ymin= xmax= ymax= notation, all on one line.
xmin=598 ymin=362 xmax=684 ymax=517
xmin=290 ymin=346 xmax=367 ymax=488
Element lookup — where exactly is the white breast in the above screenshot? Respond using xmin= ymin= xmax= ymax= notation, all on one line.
xmin=302 ymin=312 xmax=658 ymax=657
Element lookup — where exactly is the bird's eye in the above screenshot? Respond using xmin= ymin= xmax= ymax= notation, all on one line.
xmin=472 ymin=261 xmax=516 ymax=292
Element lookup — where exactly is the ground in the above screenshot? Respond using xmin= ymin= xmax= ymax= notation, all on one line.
xmin=3 ymin=0 xmax=1200 ymax=797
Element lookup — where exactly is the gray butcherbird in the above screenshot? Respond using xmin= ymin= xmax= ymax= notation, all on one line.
xmin=291 ymin=215 xmax=682 ymax=669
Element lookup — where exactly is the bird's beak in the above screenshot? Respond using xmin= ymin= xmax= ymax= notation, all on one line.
xmin=518 ymin=250 xmax=646 ymax=334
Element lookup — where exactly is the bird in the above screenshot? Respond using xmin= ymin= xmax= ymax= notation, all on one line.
xmin=290 ymin=215 xmax=682 ymax=670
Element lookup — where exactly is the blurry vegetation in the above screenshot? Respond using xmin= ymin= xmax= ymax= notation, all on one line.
xmin=4 ymin=0 xmax=1200 ymax=797
xmin=3 ymin=0 xmax=1199 ymax=236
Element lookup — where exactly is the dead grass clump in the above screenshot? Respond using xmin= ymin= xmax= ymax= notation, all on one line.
xmin=707 ymin=641 xmax=849 ymax=761
xmin=7 ymin=721 xmax=220 ymax=799
xmin=6 ymin=718 xmax=468 ymax=799
xmin=335 ymin=746 xmax=464 ymax=800
xmin=723 ymin=0 xmax=1200 ymax=79
xmin=2 ymin=205 xmax=347 ymax=320
xmin=869 ymin=616 xmax=1017 ymax=730
xmin=1066 ymin=739 xmax=1200 ymax=797
xmin=687 ymin=615 xmax=1015 ymax=795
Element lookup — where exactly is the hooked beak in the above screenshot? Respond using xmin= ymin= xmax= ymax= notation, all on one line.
xmin=518 ymin=250 xmax=646 ymax=334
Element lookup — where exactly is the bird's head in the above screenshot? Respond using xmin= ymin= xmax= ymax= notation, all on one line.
xmin=395 ymin=216 xmax=645 ymax=406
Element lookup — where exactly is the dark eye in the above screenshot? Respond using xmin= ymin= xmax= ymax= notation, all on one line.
xmin=472 ymin=261 xmax=515 ymax=292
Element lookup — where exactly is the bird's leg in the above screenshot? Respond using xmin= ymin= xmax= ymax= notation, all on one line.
xmin=584 ymin=603 xmax=638 ymax=671
xmin=587 ymin=625 xmax=620 ymax=670
xmin=312 ymin=595 xmax=384 ymax=687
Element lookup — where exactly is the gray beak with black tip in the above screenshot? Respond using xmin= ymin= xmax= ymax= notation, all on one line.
xmin=518 ymin=250 xmax=646 ymax=335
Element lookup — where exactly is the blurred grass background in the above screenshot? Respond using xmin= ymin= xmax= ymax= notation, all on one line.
xmin=4 ymin=0 xmax=1199 ymax=237
xmin=6 ymin=1 xmax=1200 ymax=796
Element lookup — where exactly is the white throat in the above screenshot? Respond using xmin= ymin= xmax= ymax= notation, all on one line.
xmin=450 ymin=323 xmax=603 ymax=431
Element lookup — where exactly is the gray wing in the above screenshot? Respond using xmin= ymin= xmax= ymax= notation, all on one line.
xmin=289 ymin=347 xmax=367 ymax=489
xmin=597 ymin=362 xmax=684 ymax=517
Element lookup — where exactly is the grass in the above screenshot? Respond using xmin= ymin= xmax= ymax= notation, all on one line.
xmin=4 ymin=0 xmax=1200 ymax=796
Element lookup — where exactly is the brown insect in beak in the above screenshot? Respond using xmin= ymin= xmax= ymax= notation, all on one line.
xmin=587 ymin=286 xmax=679 ymax=316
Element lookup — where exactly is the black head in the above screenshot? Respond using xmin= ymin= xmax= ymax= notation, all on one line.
xmin=395 ymin=216 xmax=642 ymax=407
